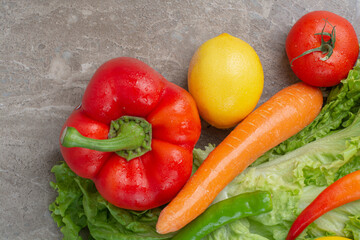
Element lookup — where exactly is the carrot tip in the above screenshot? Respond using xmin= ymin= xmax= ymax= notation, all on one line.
xmin=156 ymin=220 xmax=170 ymax=234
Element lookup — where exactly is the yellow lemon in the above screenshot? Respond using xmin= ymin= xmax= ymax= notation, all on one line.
xmin=316 ymin=237 xmax=351 ymax=240
xmin=188 ymin=33 xmax=264 ymax=129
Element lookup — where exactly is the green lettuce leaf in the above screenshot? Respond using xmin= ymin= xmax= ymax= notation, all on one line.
xmin=49 ymin=163 xmax=87 ymax=240
xmin=49 ymin=162 xmax=173 ymax=240
xmin=344 ymin=215 xmax=360 ymax=239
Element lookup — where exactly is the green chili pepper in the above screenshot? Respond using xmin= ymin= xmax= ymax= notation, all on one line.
xmin=171 ymin=191 xmax=273 ymax=240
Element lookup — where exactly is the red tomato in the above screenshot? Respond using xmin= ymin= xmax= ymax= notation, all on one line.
xmin=286 ymin=11 xmax=359 ymax=87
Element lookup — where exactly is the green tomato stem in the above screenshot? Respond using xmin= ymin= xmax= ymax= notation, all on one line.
xmin=290 ymin=19 xmax=336 ymax=66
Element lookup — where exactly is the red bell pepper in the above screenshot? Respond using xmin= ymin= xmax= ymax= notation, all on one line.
xmin=59 ymin=57 xmax=201 ymax=211
xmin=286 ymin=170 xmax=360 ymax=240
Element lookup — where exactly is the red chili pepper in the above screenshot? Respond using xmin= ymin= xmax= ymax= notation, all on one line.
xmin=286 ymin=170 xmax=360 ymax=240
xmin=59 ymin=57 xmax=201 ymax=211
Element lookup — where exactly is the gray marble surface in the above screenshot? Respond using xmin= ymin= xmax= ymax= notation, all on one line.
xmin=1 ymin=1 xmax=359 ymax=239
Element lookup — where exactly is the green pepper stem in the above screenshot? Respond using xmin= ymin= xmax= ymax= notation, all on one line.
xmin=60 ymin=116 xmax=152 ymax=161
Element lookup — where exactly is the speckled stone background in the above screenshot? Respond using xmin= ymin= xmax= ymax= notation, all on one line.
xmin=1 ymin=1 xmax=359 ymax=239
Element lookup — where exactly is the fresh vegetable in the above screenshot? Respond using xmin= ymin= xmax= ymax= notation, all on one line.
xmin=286 ymin=170 xmax=360 ymax=240
xmin=188 ymin=33 xmax=264 ymax=129
xmin=156 ymin=82 xmax=323 ymax=234
xmin=286 ymin=11 xmax=359 ymax=87
xmin=59 ymin=57 xmax=201 ymax=211
xmin=50 ymin=63 xmax=360 ymax=240
xmin=192 ymin=62 xmax=360 ymax=239
xmin=172 ymin=191 xmax=273 ymax=240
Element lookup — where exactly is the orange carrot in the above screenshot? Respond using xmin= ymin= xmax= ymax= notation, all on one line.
xmin=156 ymin=82 xmax=323 ymax=234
